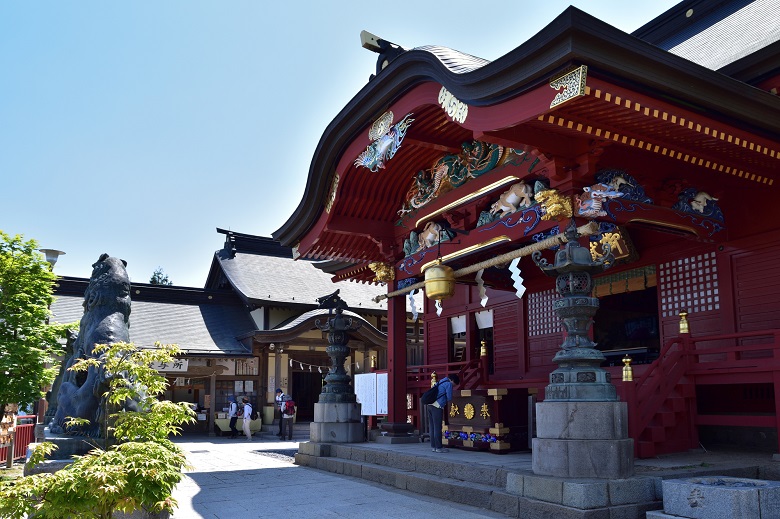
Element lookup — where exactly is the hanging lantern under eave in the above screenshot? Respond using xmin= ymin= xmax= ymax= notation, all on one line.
xmin=424 ymin=260 xmax=455 ymax=301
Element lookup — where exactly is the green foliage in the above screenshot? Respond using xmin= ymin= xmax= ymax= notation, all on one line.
xmin=0 ymin=342 xmax=196 ymax=518
xmin=149 ymin=267 xmax=172 ymax=286
xmin=0 ymin=231 xmax=68 ymax=409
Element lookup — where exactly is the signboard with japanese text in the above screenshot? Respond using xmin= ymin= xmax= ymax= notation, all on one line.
xmin=151 ymin=359 xmax=189 ymax=372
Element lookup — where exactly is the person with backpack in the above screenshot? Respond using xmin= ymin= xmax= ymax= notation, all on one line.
xmin=280 ymin=395 xmax=296 ymax=441
xmin=227 ymin=396 xmax=239 ymax=439
xmin=275 ymin=388 xmax=286 ymax=438
xmin=241 ymin=397 xmax=253 ymax=441
xmin=426 ymin=374 xmax=459 ymax=453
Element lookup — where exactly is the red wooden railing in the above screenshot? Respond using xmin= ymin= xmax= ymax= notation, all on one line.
xmin=0 ymin=423 xmax=35 ymax=465
xmin=623 ymin=328 xmax=780 ymax=455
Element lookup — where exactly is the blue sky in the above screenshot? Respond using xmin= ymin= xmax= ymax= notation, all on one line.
xmin=1 ymin=1 xmax=679 ymax=287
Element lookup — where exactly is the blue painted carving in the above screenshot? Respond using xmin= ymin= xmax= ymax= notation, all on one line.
xmin=354 ymin=113 xmax=414 ymax=172
xmin=594 ymin=169 xmax=653 ymax=204
xmin=398 ymin=247 xmax=437 ymax=275
xmin=575 ymin=183 xmax=624 ymax=218
xmin=672 ymin=188 xmax=724 ymax=222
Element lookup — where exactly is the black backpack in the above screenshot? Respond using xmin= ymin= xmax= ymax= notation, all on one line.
xmin=420 ymin=382 xmax=440 ymax=405
xmin=249 ymin=403 xmax=258 ymax=421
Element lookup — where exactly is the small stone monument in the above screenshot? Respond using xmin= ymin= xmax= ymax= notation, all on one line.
xmin=309 ymin=290 xmax=364 ymax=442
xmin=531 ymin=220 xmax=633 ymax=479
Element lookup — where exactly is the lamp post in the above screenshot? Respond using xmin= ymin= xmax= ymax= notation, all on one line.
xmin=39 ymin=249 xmax=65 ymax=270
xmin=532 ymin=220 xmax=615 ymax=401
xmin=38 ymin=249 xmax=65 ymax=427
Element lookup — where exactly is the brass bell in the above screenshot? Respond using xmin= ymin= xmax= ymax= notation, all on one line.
xmin=424 ymin=260 xmax=455 ymax=301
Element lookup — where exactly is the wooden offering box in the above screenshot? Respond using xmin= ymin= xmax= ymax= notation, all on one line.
xmin=443 ymin=389 xmax=529 ymax=453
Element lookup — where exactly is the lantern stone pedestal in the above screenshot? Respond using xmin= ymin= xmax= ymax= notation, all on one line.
xmin=531 ymin=221 xmax=633 ymax=479
xmin=309 ymin=294 xmax=364 ymax=443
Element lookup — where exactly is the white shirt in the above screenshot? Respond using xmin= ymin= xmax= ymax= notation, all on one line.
xmin=242 ymin=403 xmax=252 ymax=420
xmin=228 ymin=402 xmax=238 ymax=418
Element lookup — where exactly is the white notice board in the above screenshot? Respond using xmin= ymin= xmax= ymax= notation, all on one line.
xmin=354 ymin=373 xmax=388 ymax=416
xmin=376 ymin=372 xmax=388 ymax=415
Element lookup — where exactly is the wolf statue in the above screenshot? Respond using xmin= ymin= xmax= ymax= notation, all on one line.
xmin=50 ymin=254 xmax=133 ymax=437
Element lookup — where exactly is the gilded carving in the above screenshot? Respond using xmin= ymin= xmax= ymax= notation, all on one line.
xmin=464 ymin=403 xmax=475 ymax=420
xmin=325 ymin=173 xmax=339 ymax=214
xmin=535 ymin=189 xmax=572 ymax=220
xmin=449 ymin=403 xmax=459 ymax=418
xmin=368 ymin=262 xmax=395 ymax=283
xmin=480 ymin=403 xmax=490 ymax=420
xmin=550 ymin=65 xmax=588 ymax=108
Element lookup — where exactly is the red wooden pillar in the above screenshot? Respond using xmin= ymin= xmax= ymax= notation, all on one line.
xmin=380 ymin=281 xmax=413 ymax=437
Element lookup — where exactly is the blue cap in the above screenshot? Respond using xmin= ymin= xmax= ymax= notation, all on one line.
xmin=276 ymin=388 xmax=282 ymax=393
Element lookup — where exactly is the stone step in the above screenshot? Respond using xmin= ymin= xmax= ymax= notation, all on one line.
xmin=296 ymin=442 xmax=663 ymax=519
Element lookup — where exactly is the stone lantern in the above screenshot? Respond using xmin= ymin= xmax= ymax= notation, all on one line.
xmin=310 ymin=291 xmax=363 ymax=442
xmin=530 ymin=219 xmax=634 ymax=479
xmin=531 ymin=219 xmax=615 ymax=401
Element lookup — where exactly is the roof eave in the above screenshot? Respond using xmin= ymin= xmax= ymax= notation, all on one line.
xmin=272 ymin=5 xmax=780 ymax=249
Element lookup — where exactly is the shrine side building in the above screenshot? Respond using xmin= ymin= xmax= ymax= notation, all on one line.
xmin=273 ymin=0 xmax=780 ymax=457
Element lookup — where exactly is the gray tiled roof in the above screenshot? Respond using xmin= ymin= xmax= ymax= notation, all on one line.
xmin=216 ymin=249 xmax=393 ymax=312
xmin=51 ymin=294 xmax=255 ymax=357
xmin=413 ymin=45 xmax=491 ymax=73
xmin=662 ymin=1 xmax=780 ymax=70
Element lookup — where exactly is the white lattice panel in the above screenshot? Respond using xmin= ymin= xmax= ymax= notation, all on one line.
xmin=528 ymin=288 xmax=559 ymax=336
xmin=659 ymin=251 xmax=720 ymax=318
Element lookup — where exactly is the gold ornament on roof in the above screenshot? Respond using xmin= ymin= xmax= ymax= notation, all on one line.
xmin=368 ymin=262 xmax=395 ymax=283
xmin=549 ymin=65 xmax=588 ymax=108
xmin=535 ymin=189 xmax=572 ymax=221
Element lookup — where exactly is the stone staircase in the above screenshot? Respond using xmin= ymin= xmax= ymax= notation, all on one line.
xmin=256 ymin=420 xmax=311 ymax=441
xmin=294 ymin=442 xmax=663 ymax=519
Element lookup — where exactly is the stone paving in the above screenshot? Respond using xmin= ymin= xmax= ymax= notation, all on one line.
xmin=170 ymin=435 xmax=508 ymax=519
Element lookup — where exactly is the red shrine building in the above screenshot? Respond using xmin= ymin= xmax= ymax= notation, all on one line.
xmin=273 ymin=1 xmax=780 ymax=458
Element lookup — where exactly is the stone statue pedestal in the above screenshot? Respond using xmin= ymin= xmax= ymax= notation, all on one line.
xmin=310 ymin=402 xmax=363 ymax=443
xmin=532 ymin=401 xmax=634 ymax=479
xmin=42 ymin=427 xmax=106 ymax=460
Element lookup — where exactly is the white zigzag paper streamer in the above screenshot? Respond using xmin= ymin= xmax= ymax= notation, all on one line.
xmin=509 ymin=257 xmax=526 ymax=299
xmin=475 ymin=269 xmax=488 ymax=307
xmin=408 ymin=289 xmax=419 ymax=322
xmin=435 ymin=299 xmax=443 ymax=317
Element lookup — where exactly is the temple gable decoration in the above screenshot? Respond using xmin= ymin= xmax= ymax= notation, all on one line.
xmin=354 ymin=111 xmax=414 ymax=172
xmin=397 ymin=140 xmax=523 ymax=217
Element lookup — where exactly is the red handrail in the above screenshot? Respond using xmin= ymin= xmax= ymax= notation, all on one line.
xmin=0 ymin=423 xmax=35 ymax=464
xmin=628 ymin=328 xmax=780 ymax=442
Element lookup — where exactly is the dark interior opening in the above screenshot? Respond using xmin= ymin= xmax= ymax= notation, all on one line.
xmin=593 ymin=287 xmax=660 ymax=367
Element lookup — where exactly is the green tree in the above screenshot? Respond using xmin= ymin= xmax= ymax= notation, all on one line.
xmin=0 ymin=341 xmax=196 ymax=519
xmin=149 ymin=267 xmax=172 ymax=286
xmin=0 ymin=232 xmax=67 ymax=410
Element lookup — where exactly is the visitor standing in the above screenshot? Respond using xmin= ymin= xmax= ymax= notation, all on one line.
xmin=227 ymin=396 xmax=239 ymax=438
xmin=280 ymin=395 xmax=296 ymax=441
xmin=275 ymin=388 xmax=286 ymax=438
xmin=242 ymin=397 xmax=253 ymax=441
xmin=426 ymin=374 xmax=459 ymax=453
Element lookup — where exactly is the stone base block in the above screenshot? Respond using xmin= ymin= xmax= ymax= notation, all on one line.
xmin=535 ymin=401 xmax=628 ymax=439
xmin=374 ymin=434 xmax=418 ymax=444
xmin=532 ymin=437 xmax=634 ymax=479
xmin=310 ymin=421 xmax=364 ymax=443
xmin=313 ymin=401 xmax=361 ymax=423
xmin=661 ymin=476 xmax=780 ymax=519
